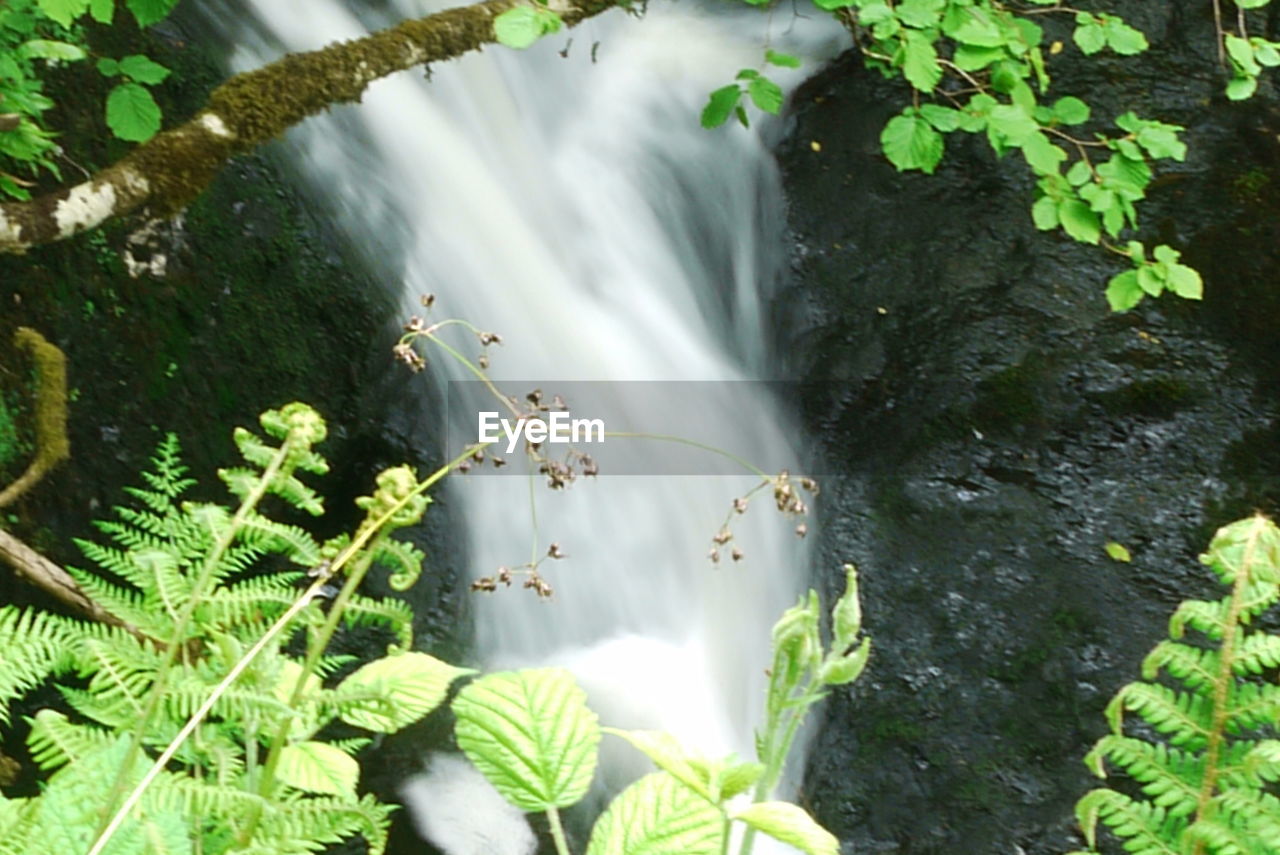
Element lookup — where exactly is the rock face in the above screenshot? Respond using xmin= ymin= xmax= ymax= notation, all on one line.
xmin=777 ymin=4 xmax=1280 ymax=853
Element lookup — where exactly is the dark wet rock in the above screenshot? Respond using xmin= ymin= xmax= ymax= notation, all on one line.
xmin=777 ymin=3 xmax=1280 ymax=853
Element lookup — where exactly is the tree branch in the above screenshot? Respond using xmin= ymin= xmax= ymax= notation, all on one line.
xmin=0 ymin=528 xmax=129 ymax=627
xmin=0 ymin=0 xmax=617 ymax=254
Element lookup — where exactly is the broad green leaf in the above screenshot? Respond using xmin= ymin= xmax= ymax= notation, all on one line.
xmin=119 ymin=54 xmax=170 ymax=84
xmin=105 ymin=82 xmax=161 ymax=142
xmin=1032 ymin=196 xmax=1059 ymax=230
xmin=36 ymin=0 xmax=90 ymax=27
xmin=895 ymin=0 xmax=944 ymax=29
xmin=1227 ymin=34 xmax=1262 ymax=76
xmin=1253 ymin=39 xmax=1280 ymax=67
xmin=125 ymin=0 xmax=177 ymax=27
xmin=1058 ymin=199 xmax=1101 ymax=244
xmin=19 ymin=40 xmax=86 ymax=61
xmin=337 ymin=651 xmax=474 ymax=733
xmin=748 ymin=76 xmax=784 ymax=114
xmin=810 ymin=0 xmax=857 ymax=10
xmin=89 ymin=0 xmax=113 ymax=23
xmin=732 ymin=801 xmax=839 ymax=855
xmin=453 ymin=667 xmax=600 ymax=812
xmin=1239 ymin=0 xmax=1272 ymax=7
xmin=277 ymin=741 xmax=359 ymax=797
xmin=765 ymin=50 xmax=801 ymax=68
xmin=719 ymin=761 xmax=765 ymax=799
xmin=987 ymin=104 xmax=1038 ymax=146
xmin=954 ymin=44 xmax=1003 ymax=72
xmin=919 ymin=104 xmax=962 ymax=132
xmin=1021 ymin=132 xmax=1066 ymax=175
xmin=586 ymin=773 xmax=723 ymax=855
xmin=902 ymin=31 xmax=941 ymax=93
xmin=948 ymin=6 xmax=1004 ymax=47
xmin=1166 ymin=262 xmax=1203 ymax=300
xmin=605 ymin=729 xmax=719 ymax=802
xmin=1106 ymin=270 xmax=1144 ymax=312
xmin=1066 ymin=160 xmax=1092 ymax=186
xmin=494 ymin=6 xmax=560 ymax=50
xmin=1073 ymin=21 xmax=1106 ymax=55
xmin=1052 ymin=96 xmax=1090 ymax=126
xmin=97 ymin=57 xmax=121 ymax=76
xmin=701 ymin=85 xmax=741 ymax=129
xmin=1104 ymin=18 xmax=1148 ymax=55
xmin=1105 ymin=542 xmax=1132 ymax=563
xmin=880 ymin=113 xmax=944 ymax=174
xmin=1227 ymin=75 xmax=1259 ymax=101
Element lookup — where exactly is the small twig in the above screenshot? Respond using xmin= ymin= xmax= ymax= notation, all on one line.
xmin=1213 ymin=0 xmax=1227 ymax=65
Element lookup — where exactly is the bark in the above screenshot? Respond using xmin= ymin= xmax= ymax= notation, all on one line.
xmin=0 ymin=0 xmax=617 ymax=254
xmin=0 ymin=528 xmax=127 ymax=627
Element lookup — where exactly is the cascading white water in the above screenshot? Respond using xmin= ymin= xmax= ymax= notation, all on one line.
xmin=215 ymin=2 xmax=847 ymax=851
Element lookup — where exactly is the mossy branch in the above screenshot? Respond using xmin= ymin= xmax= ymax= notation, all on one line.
xmin=0 ymin=0 xmax=617 ymax=255
xmin=0 ymin=327 xmax=69 ymax=508
xmin=0 ymin=329 xmax=126 ymax=627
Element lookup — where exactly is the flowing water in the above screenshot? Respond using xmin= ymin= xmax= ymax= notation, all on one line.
xmin=211 ymin=2 xmax=847 ymax=851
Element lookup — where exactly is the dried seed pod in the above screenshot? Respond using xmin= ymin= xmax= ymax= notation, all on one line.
xmin=795 ymin=523 xmax=808 ymax=538
xmin=731 ymin=547 xmax=744 ymax=562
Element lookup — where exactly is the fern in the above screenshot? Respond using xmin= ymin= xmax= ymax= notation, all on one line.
xmin=0 ymin=607 xmax=81 ymax=726
xmin=1073 ymin=515 xmax=1280 ymax=855
xmin=0 ymin=406 xmax=445 ymax=855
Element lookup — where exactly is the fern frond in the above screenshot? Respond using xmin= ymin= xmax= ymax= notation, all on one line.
xmin=1232 ymin=633 xmax=1280 ymax=676
xmin=1208 ymin=787 xmax=1280 ymax=851
xmin=1225 ymin=683 xmax=1280 ymax=733
xmin=1075 ymin=516 xmax=1280 ymax=855
xmin=1142 ymin=641 xmax=1219 ymax=691
xmin=25 ymin=709 xmax=112 ymax=771
xmin=0 ymin=606 xmax=82 ymax=726
xmin=371 ymin=538 xmax=425 ymax=591
xmin=65 ymin=566 xmax=160 ymax=632
xmin=326 ymin=737 xmax=372 ymax=756
xmin=1086 ymin=735 xmax=1204 ymax=818
xmin=250 ymin=792 xmax=391 ymax=855
xmin=339 ymin=593 xmax=414 ymax=649
xmin=1107 ymin=683 xmax=1212 ymax=749
xmin=1076 ymin=789 xmax=1184 ymax=855
xmin=237 ymin=513 xmax=322 ymax=567
xmin=196 ymin=573 xmax=304 ymax=634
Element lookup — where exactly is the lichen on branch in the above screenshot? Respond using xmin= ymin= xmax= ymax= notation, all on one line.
xmin=0 ymin=0 xmax=616 ymax=255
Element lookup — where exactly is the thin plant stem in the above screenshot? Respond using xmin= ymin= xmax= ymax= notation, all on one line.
xmin=546 ymin=806 xmax=573 ymax=855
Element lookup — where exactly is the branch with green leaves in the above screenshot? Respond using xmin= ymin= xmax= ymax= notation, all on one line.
xmin=0 ymin=0 xmax=178 ymax=198
xmin=444 ymin=565 xmax=871 ymax=855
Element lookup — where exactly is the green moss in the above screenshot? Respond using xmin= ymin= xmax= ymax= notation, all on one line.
xmin=970 ymin=358 xmax=1046 ymax=435
xmin=1093 ymin=376 xmax=1196 ymax=419
xmin=1232 ymin=165 xmax=1270 ymax=202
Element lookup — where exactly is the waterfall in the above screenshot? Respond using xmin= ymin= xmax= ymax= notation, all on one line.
xmin=211 ymin=1 xmax=847 ymax=851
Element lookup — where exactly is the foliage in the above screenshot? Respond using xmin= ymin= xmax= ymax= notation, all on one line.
xmin=0 ymin=404 xmax=470 ymax=855
xmin=491 ymin=0 xmax=1280 ymax=311
xmin=0 ymin=0 xmax=175 ymax=198
xmin=1070 ymin=515 xmax=1280 ymax=855
xmin=447 ymin=564 xmax=870 ymax=855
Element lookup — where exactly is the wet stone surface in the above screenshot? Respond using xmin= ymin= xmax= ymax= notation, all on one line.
xmin=776 ymin=2 xmax=1280 ymax=852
